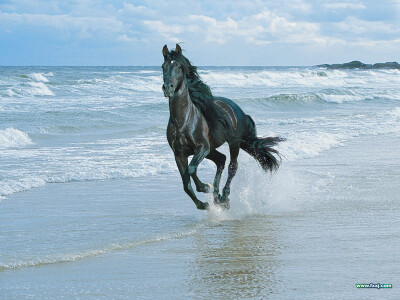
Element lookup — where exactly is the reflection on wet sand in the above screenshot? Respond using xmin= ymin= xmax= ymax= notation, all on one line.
xmin=188 ymin=216 xmax=282 ymax=298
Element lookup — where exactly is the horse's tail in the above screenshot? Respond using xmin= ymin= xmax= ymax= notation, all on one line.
xmin=240 ymin=115 xmax=285 ymax=172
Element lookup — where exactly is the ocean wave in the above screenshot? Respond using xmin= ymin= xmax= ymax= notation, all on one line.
xmin=0 ymin=136 xmax=176 ymax=198
xmin=136 ymin=70 xmax=159 ymax=74
xmin=108 ymin=74 xmax=162 ymax=92
xmin=259 ymin=106 xmax=400 ymax=161
xmin=27 ymin=82 xmax=54 ymax=96
xmin=0 ymin=128 xmax=33 ymax=149
xmin=317 ymin=89 xmax=364 ymax=103
xmin=1 ymin=72 xmax=54 ymax=98
xmin=28 ymin=72 xmax=50 ymax=82
xmin=251 ymin=89 xmax=364 ymax=105
xmin=1 ymin=88 xmax=18 ymax=97
xmin=199 ymin=67 xmax=400 ymax=91
xmin=0 ymin=161 xmax=176 ymax=199
xmin=199 ymin=68 xmax=353 ymax=88
xmin=387 ymin=106 xmax=400 ymax=117
xmin=0 ymin=177 xmax=46 ymax=197
xmin=0 ymin=225 xmax=201 ymax=271
xmin=277 ymin=132 xmax=346 ymax=161
xmin=75 ymin=75 xmax=162 ymax=93
xmin=3 ymin=67 xmax=399 ymax=102
xmin=262 ymin=93 xmax=324 ymax=104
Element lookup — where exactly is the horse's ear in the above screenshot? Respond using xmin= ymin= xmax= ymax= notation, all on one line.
xmin=175 ymin=44 xmax=182 ymax=55
xmin=162 ymin=45 xmax=169 ymax=58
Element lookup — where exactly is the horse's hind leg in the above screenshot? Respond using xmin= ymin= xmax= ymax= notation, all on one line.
xmin=175 ymin=155 xmax=209 ymax=210
xmin=206 ymin=150 xmax=226 ymax=203
xmin=220 ymin=145 xmax=239 ymax=205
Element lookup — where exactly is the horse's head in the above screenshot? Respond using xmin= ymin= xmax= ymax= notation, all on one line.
xmin=162 ymin=44 xmax=184 ymax=98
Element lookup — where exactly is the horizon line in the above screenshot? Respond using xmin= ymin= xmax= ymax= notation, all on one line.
xmin=0 ymin=64 xmax=313 ymax=67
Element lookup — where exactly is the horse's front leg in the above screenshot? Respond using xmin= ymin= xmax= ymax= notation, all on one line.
xmin=175 ymin=155 xmax=209 ymax=210
xmin=191 ymin=170 xmax=213 ymax=193
xmin=187 ymin=146 xmax=210 ymax=176
xmin=188 ymin=146 xmax=212 ymax=193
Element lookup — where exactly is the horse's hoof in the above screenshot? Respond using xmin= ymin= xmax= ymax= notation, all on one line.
xmin=197 ymin=183 xmax=213 ymax=193
xmin=196 ymin=201 xmax=210 ymax=210
xmin=217 ymin=201 xmax=230 ymax=210
xmin=204 ymin=183 xmax=213 ymax=193
xmin=220 ymin=195 xmax=230 ymax=203
xmin=213 ymin=193 xmax=222 ymax=204
xmin=213 ymin=194 xmax=230 ymax=210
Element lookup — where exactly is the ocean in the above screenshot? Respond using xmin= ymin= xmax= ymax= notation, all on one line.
xmin=1 ymin=66 xmax=399 ymax=299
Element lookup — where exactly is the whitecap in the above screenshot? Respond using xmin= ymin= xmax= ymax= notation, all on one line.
xmin=276 ymin=132 xmax=346 ymax=161
xmin=28 ymin=82 xmax=54 ymax=96
xmin=0 ymin=128 xmax=33 ymax=149
xmin=28 ymin=72 xmax=49 ymax=82
xmin=3 ymin=88 xmax=17 ymax=97
xmin=0 ymin=176 xmax=46 ymax=198
xmin=387 ymin=107 xmax=400 ymax=117
xmin=318 ymin=93 xmax=364 ymax=104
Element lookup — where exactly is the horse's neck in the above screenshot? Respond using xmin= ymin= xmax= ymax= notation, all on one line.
xmin=169 ymin=81 xmax=194 ymax=128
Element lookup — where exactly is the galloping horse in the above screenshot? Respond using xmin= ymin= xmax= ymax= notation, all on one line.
xmin=162 ymin=44 xmax=284 ymax=210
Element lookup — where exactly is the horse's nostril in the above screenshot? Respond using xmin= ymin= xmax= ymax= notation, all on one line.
xmin=170 ymin=84 xmax=173 ymax=88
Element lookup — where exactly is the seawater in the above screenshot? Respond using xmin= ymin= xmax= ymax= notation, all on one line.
xmin=0 ymin=66 xmax=399 ymax=299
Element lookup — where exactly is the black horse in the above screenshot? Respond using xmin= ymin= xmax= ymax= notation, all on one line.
xmin=162 ymin=44 xmax=284 ymax=210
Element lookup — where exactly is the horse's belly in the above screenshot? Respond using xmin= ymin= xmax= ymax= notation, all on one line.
xmin=209 ymin=130 xmax=226 ymax=149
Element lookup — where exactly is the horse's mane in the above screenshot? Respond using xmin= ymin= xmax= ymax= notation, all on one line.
xmin=168 ymin=50 xmax=228 ymax=129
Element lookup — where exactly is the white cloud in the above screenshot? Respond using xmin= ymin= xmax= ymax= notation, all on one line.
xmin=335 ymin=16 xmax=400 ymax=36
xmin=0 ymin=11 xmax=124 ymax=36
xmin=117 ymin=2 xmax=153 ymax=18
xmin=188 ymin=15 xmax=238 ymax=44
xmin=143 ymin=20 xmax=183 ymax=43
xmin=247 ymin=10 xmax=321 ymax=43
xmin=153 ymin=10 xmax=323 ymax=46
xmin=323 ymin=2 xmax=366 ymax=10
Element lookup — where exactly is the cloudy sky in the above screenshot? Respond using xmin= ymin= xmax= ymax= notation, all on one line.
xmin=1 ymin=0 xmax=399 ymax=65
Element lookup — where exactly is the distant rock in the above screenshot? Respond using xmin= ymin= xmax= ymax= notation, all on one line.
xmin=317 ymin=60 xmax=400 ymax=70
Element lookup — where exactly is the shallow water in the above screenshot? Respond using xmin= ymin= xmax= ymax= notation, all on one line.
xmin=1 ymin=66 xmax=399 ymax=299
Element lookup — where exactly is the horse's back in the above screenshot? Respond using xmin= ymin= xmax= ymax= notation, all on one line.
xmin=207 ymin=96 xmax=250 ymax=148
xmin=213 ymin=96 xmax=248 ymax=130
xmin=213 ymin=97 xmax=246 ymax=117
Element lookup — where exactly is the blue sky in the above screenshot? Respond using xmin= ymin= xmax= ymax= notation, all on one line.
xmin=1 ymin=0 xmax=399 ymax=65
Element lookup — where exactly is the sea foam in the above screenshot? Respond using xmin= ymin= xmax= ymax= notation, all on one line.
xmin=0 ymin=225 xmax=202 ymax=270
xmin=0 ymin=128 xmax=33 ymax=149
xmin=28 ymin=72 xmax=50 ymax=82
xmin=28 ymin=82 xmax=54 ymax=96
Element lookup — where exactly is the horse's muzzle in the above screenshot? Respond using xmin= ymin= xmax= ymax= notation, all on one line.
xmin=162 ymin=83 xmax=174 ymax=98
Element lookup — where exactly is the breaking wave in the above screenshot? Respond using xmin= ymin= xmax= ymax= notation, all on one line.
xmin=27 ymin=82 xmax=54 ymax=96
xmin=0 ymin=128 xmax=33 ymax=149
xmin=0 ymin=136 xmax=176 ymax=198
xmin=277 ymin=132 xmax=346 ymax=161
xmin=28 ymin=72 xmax=51 ymax=82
